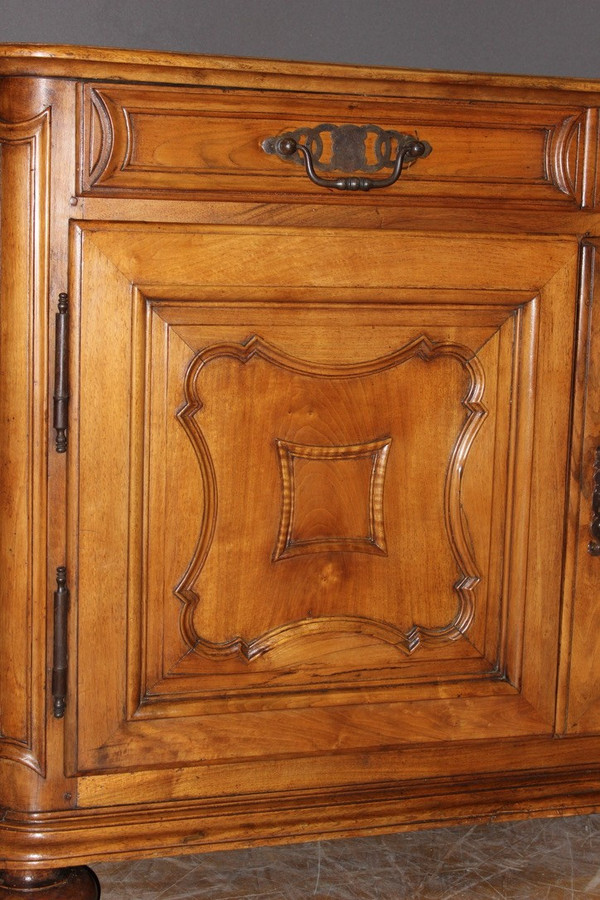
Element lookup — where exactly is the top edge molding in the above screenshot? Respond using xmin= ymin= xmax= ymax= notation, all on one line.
xmin=1 ymin=43 xmax=600 ymax=101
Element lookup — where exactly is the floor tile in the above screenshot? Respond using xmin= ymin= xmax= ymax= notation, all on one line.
xmin=94 ymin=814 xmax=600 ymax=898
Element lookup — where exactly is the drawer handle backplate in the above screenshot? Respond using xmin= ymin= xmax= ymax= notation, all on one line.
xmin=262 ymin=123 xmax=431 ymax=192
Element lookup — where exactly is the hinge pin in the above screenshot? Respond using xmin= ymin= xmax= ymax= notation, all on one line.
xmin=52 ymin=566 xmax=70 ymax=718
xmin=53 ymin=292 xmax=69 ymax=453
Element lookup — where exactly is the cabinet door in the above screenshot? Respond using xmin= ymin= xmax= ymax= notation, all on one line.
xmin=562 ymin=238 xmax=600 ymax=734
xmin=68 ymin=223 xmax=578 ymax=792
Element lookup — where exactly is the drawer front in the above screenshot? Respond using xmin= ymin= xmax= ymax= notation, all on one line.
xmin=80 ymin=82 xmax=597 ymax=206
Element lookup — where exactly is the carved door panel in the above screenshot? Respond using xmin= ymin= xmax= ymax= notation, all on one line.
xmin=563 ymin=239 xmax=600 ymax=734
xmin=68 ymin=223 xmax=578 ymax=785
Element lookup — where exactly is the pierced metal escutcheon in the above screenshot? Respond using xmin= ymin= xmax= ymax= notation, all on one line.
xmin=262 ymin=123 xmax=431 ymax=192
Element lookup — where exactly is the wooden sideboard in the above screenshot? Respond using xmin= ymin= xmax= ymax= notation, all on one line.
xmin=2 ymin=45 xmax=600 ymax=897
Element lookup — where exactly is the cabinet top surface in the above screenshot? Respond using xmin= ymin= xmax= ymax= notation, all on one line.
xmin=1 ymin=43 xmax=599 ymax=100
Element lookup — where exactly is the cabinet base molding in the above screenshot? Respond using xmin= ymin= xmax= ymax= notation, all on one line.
xmin=0 ymin=868 xmax=99 ymax=900
xmin=2 ymin=769 xmax=600 ymax=869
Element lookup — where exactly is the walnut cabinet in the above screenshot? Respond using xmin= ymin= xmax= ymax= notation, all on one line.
xmin=2 ymin=45 xmax=600 ymax=897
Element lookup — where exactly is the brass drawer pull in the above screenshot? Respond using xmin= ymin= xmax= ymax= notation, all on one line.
xmin=263 ymin=123 xmax=431 ymax=192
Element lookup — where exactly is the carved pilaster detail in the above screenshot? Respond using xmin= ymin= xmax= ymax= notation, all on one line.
xmin=0 ymin=107 xmax=50 ymax=774
xmin=176 ymin=334 xmax=486 ymax=661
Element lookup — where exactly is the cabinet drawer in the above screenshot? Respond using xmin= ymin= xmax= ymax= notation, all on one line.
xmin=80 ymin=82 xmax=596 ymax=206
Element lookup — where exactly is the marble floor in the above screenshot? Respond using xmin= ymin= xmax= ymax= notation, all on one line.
xmin=94 ymin=814 xmax=600 ymax=899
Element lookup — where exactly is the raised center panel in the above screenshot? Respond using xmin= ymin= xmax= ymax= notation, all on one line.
xmin=68 ymin=223 xmax=577 ymax=782
xmin=175 ymin=332 xmax=481 ymax=661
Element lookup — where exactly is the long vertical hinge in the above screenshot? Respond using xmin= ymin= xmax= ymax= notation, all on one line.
xmin=53 ymin=292 xmax=69 ymax=453
xmin=52 ymin=566 xmax=70 ymax=718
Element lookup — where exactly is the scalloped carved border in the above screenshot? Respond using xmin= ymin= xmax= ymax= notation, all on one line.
xmin=175 ymin=334 xmax=486 ymax=661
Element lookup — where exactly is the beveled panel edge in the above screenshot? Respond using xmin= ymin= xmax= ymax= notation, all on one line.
xmin=126 ymin=286 xmax=556 ymax=715
xmin=136 ymin=308 xmax=520 ymax=715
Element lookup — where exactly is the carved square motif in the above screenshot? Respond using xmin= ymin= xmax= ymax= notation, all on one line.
xmin=274 ymin=438 xmax=391 ymax=560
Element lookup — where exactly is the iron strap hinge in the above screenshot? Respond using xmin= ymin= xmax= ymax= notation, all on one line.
xmin=52 ymin=566 xmax=70 ymax=718
xmin=53 ymin=292 xmax=69 ymax=453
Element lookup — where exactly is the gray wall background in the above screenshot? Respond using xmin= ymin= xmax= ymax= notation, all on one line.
xmin=1 ymin=0 xmax=599 ymax=79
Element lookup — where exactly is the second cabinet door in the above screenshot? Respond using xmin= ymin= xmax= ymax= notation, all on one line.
xmin=68 ymin=223 xmax=579 ymax=795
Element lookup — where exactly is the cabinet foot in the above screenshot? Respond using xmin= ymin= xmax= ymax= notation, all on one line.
xmin=0 ymin=868 xmax=99 ymax=898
